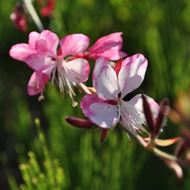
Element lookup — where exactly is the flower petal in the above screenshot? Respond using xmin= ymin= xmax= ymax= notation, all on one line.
xmin=118 ymin=54 xmax=148 ymax=98
xmin=26 ymin=54 xmax=56 ymax=75
xmin=93 ymin=59 xmax=119 ymax=100
xmin=89 ymin=32 xmax=127 ymax=60
xmin=60 ymin=34 xmax=89 ymax=57
xmin=28 ymin=31 xmax=40 ymax=49
xmin=9 ymin=43 xmax=36 ymax=62
xmin=63 ymin=58 xmax=90 ymax=83
xmin=129 ymin=94 xmax=159 ymax=118
xmin=122 ymin=94 xmax=159 ymax=133
xmin=81 ymin=94 xmax=119 ymax=128
xmin=92 ymin=57 xmax=109 ymax=85
xmin=27 ymin=71 xmax=49 ymax=95
xmin=120 ymin=100 xmax=145 ymax=133
xmin=37 ymin=30 xmax=59 ymax=56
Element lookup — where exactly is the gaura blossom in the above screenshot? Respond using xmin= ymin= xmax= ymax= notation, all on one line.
xmin=9 ymin=30 xmax=126 ymax=104
xmin=37 ymin=0 xmax=56 ymax=17
xmin=9 ymin=30 xmax=90 ymax=105
xmin=10 ymin=2 xmax=28 ymax=32
xmin=87 ymin=32 xmax=127 ymax=61
xmin=81 ymin=55 xmax=159 ymax=133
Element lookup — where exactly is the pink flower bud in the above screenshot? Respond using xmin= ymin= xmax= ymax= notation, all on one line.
xmin=10 ymin=2 xmax=27 ymax=32
xmin=37 ymin=0 xmax=56 ymax=17
xmin=65 ymin=116 xmax=94 ymax=129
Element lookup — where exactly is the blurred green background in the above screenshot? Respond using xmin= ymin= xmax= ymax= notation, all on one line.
xmin=1 ymin=0 xmax=190 ymax=189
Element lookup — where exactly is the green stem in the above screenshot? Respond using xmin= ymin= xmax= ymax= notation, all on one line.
xmin=23 ymin=0 xmax=44 ymax=31
xmin=120 ymin=125 xmax=177 ymax=161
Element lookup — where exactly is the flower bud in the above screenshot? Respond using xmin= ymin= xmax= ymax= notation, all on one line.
xmin=65 ymin=116 xmax=94 ymax=129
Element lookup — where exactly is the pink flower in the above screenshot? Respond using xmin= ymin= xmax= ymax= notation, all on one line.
xmin=81 ymin=55 xmax=159 ymax=133
xmin=9 ymin=30 xmax=90 ymax=104
xmin=10 ymin=2 xmax=27 ymax=32
xmin=9 ymin=30 xmax=126 ymax=101
xmin=88 ymin=32 xmax=127 ymax=61
xmin=37 ymin=0 xmax=56 ymax=17
xmin=27 ymin=71 xmax=49 ymax=96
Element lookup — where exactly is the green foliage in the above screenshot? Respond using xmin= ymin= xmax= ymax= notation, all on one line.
xmin=9 ymin=119 xmax=66 ymax=190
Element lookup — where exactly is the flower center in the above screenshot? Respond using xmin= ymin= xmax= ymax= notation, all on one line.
xmin=51 ymin=56 xmax=78 ymax=106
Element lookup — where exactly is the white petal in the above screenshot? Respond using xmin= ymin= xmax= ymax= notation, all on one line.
xmin=120 ymin=99 xmax=145 ymax=133
xmin=63 ymin=58 xmax=90 ymax=83
xmin=94 ymin=60 xmax=119 ymax=100
xmin=81 ymin=94 xmax=119 ymax=128
xmin=118 ymin=54 xmax=148 ymax=98
xmin=92 ymin=57 xmax=108 ymax=85
xmin=129 ymin=94 xmax=160 ymax=119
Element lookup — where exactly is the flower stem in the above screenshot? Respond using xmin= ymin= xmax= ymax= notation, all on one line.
xmin=152 ymin=147 xmax=177 ymax=161
xmin=121 ymin=125 xmax=178 ymax=161
xmin=23 ymin=0 xmax=44 ymax=31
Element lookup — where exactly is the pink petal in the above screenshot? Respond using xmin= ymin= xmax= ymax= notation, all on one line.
xmin=118 ymin=54 xmax=148 ymax=98
xmin=27 ymin=71 xmax=49 ymax=95
xmin=35 ymin=39 xmax=49 ymax=54
xmin=37 ymin=30 xmax=59 ymax=56
xmin=93 ymin=59 xmax=119 ymax=100
xmin=89 ymin=32 xmax=127 ymax=60
xmin=129 ymin=94 xmax=160 ymax=119
xmin=9 ymin=43 xmax=36 ymax=62
xmin=26 ymin=54 xmax=56 ymax=75
xmin=28 ymin=31 xmax=40 ymax=49
xmin=63 ymin=58 xmax=90 ymax=83
xmin=60 ymin=34 xmax=89 ymax=57
xmin=81 ymin=94 xmax=119 ymax=128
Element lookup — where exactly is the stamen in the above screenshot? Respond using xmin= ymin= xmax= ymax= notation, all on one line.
xmin=120 ymin=102 xmax=145 ymax=134
xmin=51 ymin=67 xmax=56 ymax=85
xmin=53 ymin=58 xmax=78 ymax=107
xmin=38 ymin=92 xmax=44 ymax=101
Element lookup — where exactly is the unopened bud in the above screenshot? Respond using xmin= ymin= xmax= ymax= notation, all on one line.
xmin=65 ymin=116 xmax=94 ymax=129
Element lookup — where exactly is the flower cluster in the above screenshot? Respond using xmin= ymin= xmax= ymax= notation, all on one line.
xmin=9 ymin=29 xmax=159 ymax=134
xmin=8 ymin=0 xmax=190 ymax=181
xmin=10 ymin=28 xmax=190 ymax=179
xmin=10 ymin=0 xmax=56 ymax=32
xmin=10 ymin=30 xmax=126 ymax=104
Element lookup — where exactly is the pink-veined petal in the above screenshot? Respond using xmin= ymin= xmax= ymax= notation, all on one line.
xmin=94 ymin=61 xmax=119 ymax=100
xmin=63 ymin=58 xmax=90 ymax=83
xmin=89 ymin=32 xmax=127 ymax=60
xmin=118 ymin=54 xmax=148 ymax=98
xmin=26 ymin=54 xmax=56 ymax=75
xmin=9 ymin=43 xmax=36 ymax=62
xmin=28 ymin=31 xmax=40 ymax=49
xmin=60 ymin=34 xmax=89 ymax=57
xmin=27 ymin=71 xmax=49 ymax=95
xmin=81 ymin=94 xmax=119 ymax=128
xmin=129 ymin=94 xmax=159 ymax=118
